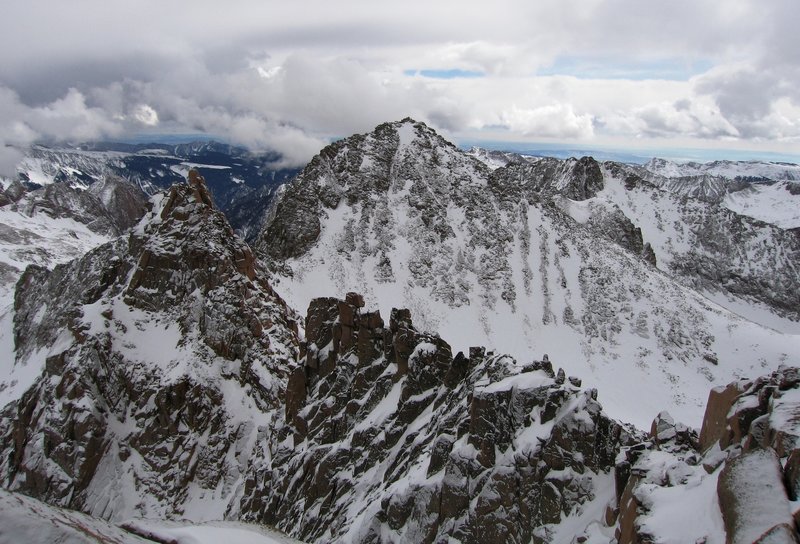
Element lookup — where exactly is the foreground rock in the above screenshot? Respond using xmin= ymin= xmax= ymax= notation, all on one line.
xmin=240 ymin=294 xmax=639 ymax=543
xmin=605 ymin=366 xmax=800 ymax=544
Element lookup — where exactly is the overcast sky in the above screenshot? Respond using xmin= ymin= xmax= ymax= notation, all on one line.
xmin=1 ymin=0 xmax=798 ymax=170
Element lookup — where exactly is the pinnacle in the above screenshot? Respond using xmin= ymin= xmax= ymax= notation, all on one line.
xmin=159 ymin=169 xmax=215 ymax=220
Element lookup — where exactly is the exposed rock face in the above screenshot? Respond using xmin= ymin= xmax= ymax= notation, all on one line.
xmin=605 ymin=366 xmax=800 ymax=544
xmin=87 ymin=175 xmax=149 ymax=233
xmin=699 ymin=381 xmax=750 ymax=451
xmin=239 ymin=295 xmax=634 ymax=543
xmin=3 ymin=180 xmax=28 ymax=202
xmin=0 ymin=171 xmax=300 ymax=520
xmin=492 ymin=155 xmax=605 ymax=201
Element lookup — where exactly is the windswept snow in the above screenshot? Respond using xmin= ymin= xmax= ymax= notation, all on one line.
xmin=122 ymin=520 xmax=305 ymax=544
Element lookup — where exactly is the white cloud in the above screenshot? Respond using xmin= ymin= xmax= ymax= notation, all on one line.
xmin=132 ymin=104 xmax=159 ymax=126
xmin=502 ymin=104 xmax=594 ymax=139
xmin=0 ymin=0 xmax=797 ymax=170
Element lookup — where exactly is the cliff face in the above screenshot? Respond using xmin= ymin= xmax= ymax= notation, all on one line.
xmin=0 ymin=171 xmax=300 ymax=520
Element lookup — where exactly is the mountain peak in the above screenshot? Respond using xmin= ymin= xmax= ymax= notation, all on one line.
xmin=256 ymin=117 xmax=483 ymax=262
xmin=158 ymin=168 xmax=215 ymax=221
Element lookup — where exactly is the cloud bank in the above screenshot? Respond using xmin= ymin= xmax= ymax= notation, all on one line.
xmin=0 ymin=0 xmax=798 ymax=173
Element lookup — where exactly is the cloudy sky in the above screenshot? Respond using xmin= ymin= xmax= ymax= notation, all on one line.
xmin=1 ymin=0 xmax=798 ymax=170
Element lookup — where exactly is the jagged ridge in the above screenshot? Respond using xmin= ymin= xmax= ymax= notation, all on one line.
xmin=1 ymin=171 xmax=299 ymax=520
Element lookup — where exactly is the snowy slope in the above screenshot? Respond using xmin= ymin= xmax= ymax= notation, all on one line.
xmin=0 ymin=489 xmax=304 ymax=544
xmin=0 ymin=488 xmax=153 ymax=544
xmin=0 ymin=177 xmax=150 ymax=406
xmin=0 ymin=206 xmax=110 ymax=300
xmin=640 ymin=157 xmax=800 ymax=228
xmin=258 ymin=119 xmax=800 ymax=430
xmin=0 ymin=201 xmax=113 ymax=407
xmin=590 ymin=163 xmax=800 ymax=326
xmin=721 ymin=181 xmax=800 ymax=229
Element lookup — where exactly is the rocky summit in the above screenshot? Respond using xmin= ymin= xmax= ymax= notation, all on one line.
xmin=0 ymin=121 xmax=798 ymax=543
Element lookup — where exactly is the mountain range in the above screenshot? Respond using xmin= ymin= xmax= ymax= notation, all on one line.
xmin=0 ymin=119 xmax=798 ymax=543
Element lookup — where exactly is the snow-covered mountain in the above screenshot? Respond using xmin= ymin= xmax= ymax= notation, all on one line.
xmin=0 ymin=175 xmax=148 ymax=306
xmin=8 ymin=142 xmax=300 ymax=242
xmin=643 ymin=157 xmax=800 ymax=182
xmin=256 ymin=119 xmax=799 ymax=429
xmin=639 ymin=157 xmax=800 ymax=228
xmin=468 ymin=150 xmax=800 ymax=229
xmin=0 ymin=160 xmax=797 ymax=542
xmin=465 ymin=146 xmax=540 ymax=169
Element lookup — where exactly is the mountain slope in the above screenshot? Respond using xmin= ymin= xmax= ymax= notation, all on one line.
xmin=0 ymin=171 xmax=299 ymax=520
xmin=0 ymin=176 xmax=149 ymax=410
xmin=562 ymin=161 xmax=800 ymax=324
xmin=640 ymin=157 xmax=800 ymax=228
xmin=0 ymin=163 xmax=796 ymax=543
xmin=256 ymin=119 xmax=800 ymax=429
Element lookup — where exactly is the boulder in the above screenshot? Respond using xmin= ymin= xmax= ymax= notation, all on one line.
xmin=650 ymin=411 xmax=677 ymax=445
xmin=784 ymin=449 xmax=800 ymax=501
xmin=717 ymin=448 xmax=796 ymax=544
xmin=699 ymin=381 xmax=747 ymax=451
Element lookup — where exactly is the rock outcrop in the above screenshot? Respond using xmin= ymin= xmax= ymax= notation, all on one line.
xmin=14 ymin=181 xmax=142 ymax=237
xmin=491 ymin=155 xmax=605 ymax=201
xmin=717 ymin=449 xmax=796 ymax=544
xmin=605 ymin=366 xmax=800 ymax=544
xmin=0 ymin=171 xmax=300 ymax=520
xmin=240 ymin=294 xmax=637 ymax=543
xmin=87 ymin=175 xmax=149 ymax=233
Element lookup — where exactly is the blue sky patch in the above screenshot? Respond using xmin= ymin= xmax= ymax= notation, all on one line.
xmin=404 ymin=69 xmax=485 ymax=79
